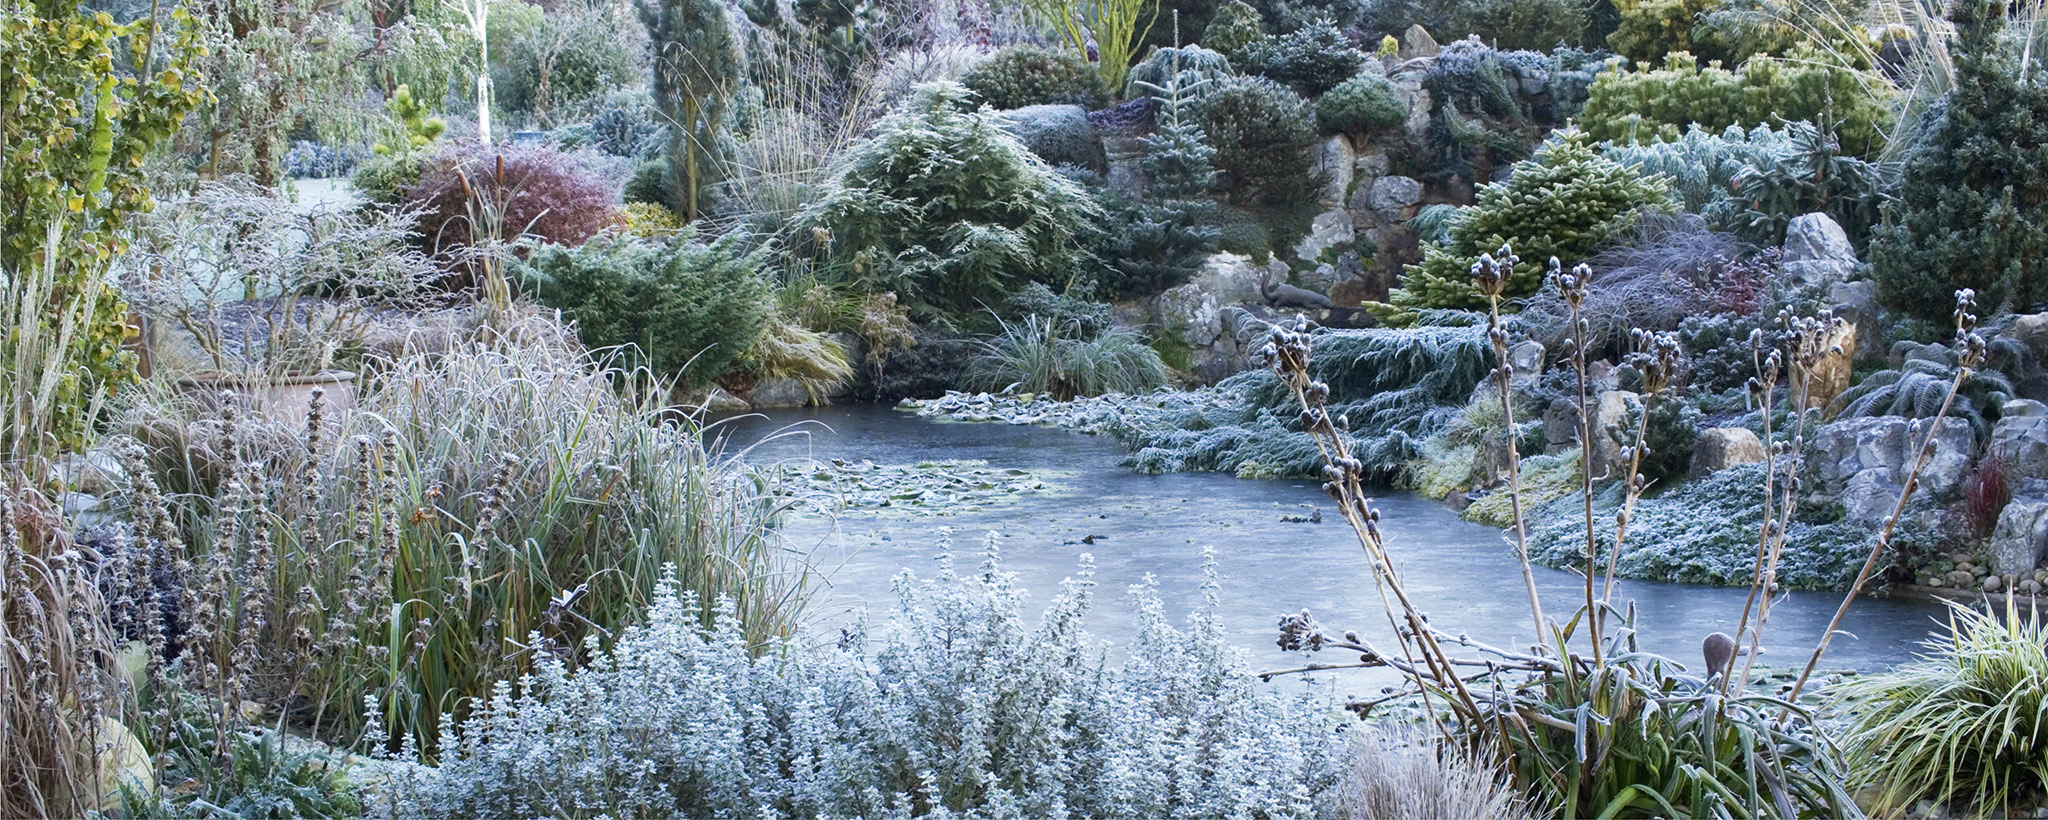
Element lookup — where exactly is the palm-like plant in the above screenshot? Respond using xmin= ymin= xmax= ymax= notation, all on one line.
xmin=1828 ymin=339 xmax=2015 ymax=435
xmin=964 ymin=315 xmax=1168 ymax=401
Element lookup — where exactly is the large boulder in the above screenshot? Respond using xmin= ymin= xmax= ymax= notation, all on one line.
xmin=1399 ymin=24 xmax=1440 ymax=59
xmin=1690 ymin=427 xmax=1768 ymax=478
xmin=1589 ymin=390 xmax=1639 ymax=478
xmin=1828 ymin=280 xmax=1882 ymax=363
xmin=1991 ymin=399 xmax=2048 ymax=481
xmin=1365 ymin=175 xmax=1423 ymax=216
xmin=996 ymin=104 xmax=1104 ymax=171
xmin=1807 ymin=415 xmax=1976 ymax=521
xmin=1780 ymin=213 xmax=1858 ymax=288
xmin=1991 ymin=479 xmax=2048 ymax=574
xmin=1150 ymin=253 xmax=1266 ymax=380
xmin=1292 ymin=208 xmax=1355 ymax=262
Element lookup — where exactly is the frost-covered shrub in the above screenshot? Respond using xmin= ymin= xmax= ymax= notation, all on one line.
xmin=380 ymin=544 xmax=1351 ymax=818
xmin=1828 ymin=341 xmax=2016 ymax=438
xmin=1087 ymin=194 xmax=1219 ymax=298
xmin=792 ymin=83 xmax=1100 ymax=318
xmin=965 ymin=316 xmax=1170 ymax=399
xmin=1201 ymin=0 xmax=1266 ymax=65
xmin=1200 ymin=76 xmax=1320 ymax=206
xmin=1579 ymin=49 xmax=1892 ymax=158
xmin=962 ymin=45 xmax=1111 ymax=110
xmin=1124 ymin=45 xmax=1236 ymax=102
xmin=1115 ymin=323 xmax=1495 ymax=479
xmin=1241 ymin=19 xmax=1366 ymax=97
xmin=1677 ymin=310 xmax=1777 ymax=393
xmin=515 ymin=230 xmax=773 ymax=388
xmin=285 ymin=141 xmax=359 ymax=179
xmin=1315 ymin=72 xmax=1407 ymax=135
xmin=1527 ymin=463 xmax=1871 ymax=588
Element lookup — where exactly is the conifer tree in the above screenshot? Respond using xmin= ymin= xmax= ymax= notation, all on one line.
xmin=1870 ymin=0 xmax=2048 ymax=321
xmin=638 ymin=0 xmax=741 ymax=222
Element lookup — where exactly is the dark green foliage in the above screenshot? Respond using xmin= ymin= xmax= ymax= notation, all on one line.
xmin=1828 ymin=340 xmax=2015 ymax=437
xmin=1004 ymin=282 xmax=1114 ymax=335
xmin=1714 ymin=121 xmax=1895 ymax=249
xmin=349 ymin=151 xmax=431 ymax=206
xmin=1364 ymin=0 xmax=1592 ymax=52
xmin=1314 ymin=71 xmax=1407 ymax=135
xmin=1111 ymin=324 xmax=1495 ymax=479
xmin=638 ymin=0 xmax=742 ymax=221
xmin=1528 ymin=463 xmax=1873 ymax=588
xmin=861 ymin=329 xmax=980 ymax=401
xmin=624 ymin=157 xmax=676 ymax=206
xmin=1579 ymin=48 xmax=1893 ymax=159
xmin=1199 ymin=76 xmax=1320 ymax=205
xmin=1870 ymin=0 xmax=2048 ymax=322
xmin=1677 ymin=311 xmax=1776 ymax=393
xmin=962 ymin=45 xmax=1111 ymax=110
xmin=1620 ymin=393 xmax=1700 ymax=484
xmin=1414 ymin=41 xmax=1564 ymax=181
xmin=793 ymin=83 xmax=1101 ymax=319
xmin=1210 ymin=203 xmax=1274 ymax=258
xmin=1240 ymin=18 xmax=1364 ymax=97
xmin=1087 ymin=195 xmax=1220 ymax=298
xmin=1387 ymin=130 xmax=1671 ymax=314
xmin=516 ymin=231 xmax=772 ymax=388
xmin=1200 ymin=0 xmax=1266 ymax=65
xmin=119 ymin=702 xmax=363 ymax=819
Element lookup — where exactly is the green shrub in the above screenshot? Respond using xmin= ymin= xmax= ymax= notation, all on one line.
xmin=1199 ymin=76 xmax=1320 ymax=206
xmin=517 ymin=230 xmax=773 ymax=388
xmin=1870 ymin=0 xmax=2048 ymax=323
xmin=1604 ymin=0 xmax=1710 ymax=63
xmin=1833 ymin=599 xmax=2048 ymax=817
xmin=623 ymin=156 xmax=676 ymax=206
xmin=1527 ymin=462 xmax=1872 ymax=587
xmin=491 ymin=4 xmax=642 ymax=126
xmin=793 ymin=83 xmax=1101 ymax=319
xmin=1600 ymin=123 xmax=1794 ymax=212
xmin=376 ymin=547 xmax=1351 ymax=817
xmin=1200 ymin=0 xmax=1267 ymax=67
xmin=1240 ymin=18 xmax=1365 ymax=97
xmin=1614 ymin=392 xmax=1700 ymax=484
xmin=1136 ymin=59 xmax=1221 ymax=200
xmin=1467 ymin=0 xmax=1593 ymax=52
xmin=1579 ymin=48 xmax=1893 ymax=158
xmin=1315 ymin=71 xmax=1407 ymax=135
xmin=961 ymin=45 xmax=1111 ymax=110
xmin=1385 ymin=130 xmax=1671 ymax=315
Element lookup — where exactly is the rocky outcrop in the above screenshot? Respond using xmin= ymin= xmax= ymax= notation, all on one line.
xmin=1780 ymin=213 xmax=1858 ymax=288
xmin=1797 ymin=319 xmax=1856 ymax=410
xmin=1589 ymin=390 xmax=1639 ymax=478
xmin=1690 ymin=427 xmax=1767 ymax=478
xmin=1398 ymin=24 xmax=1440 ymax=59
xmin=1806 ymin=415 xmax=1975 ymax=522
xmin=1828 ymin=280 xmax=1881 ymax=363
xmin=1292 ymin=208 xmax=1355 ymax=262
xmin=1149 ymin=252 xmax=1268 ymax=381
xmin=1315 ymin=134 xmax=1355 ymax=207
xmin=1992 ymin=479 xmax=2048 ymax=574
xmin=1991 ymin=399 xmax=2048 ymax=481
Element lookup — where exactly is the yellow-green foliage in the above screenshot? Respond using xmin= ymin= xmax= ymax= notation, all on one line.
xmin=737 ymin=311 xmax=855 ymax=403
xmin=1409 ymin=438 xmax=1482 ymax=500
xmin=1382 ymin=131 xmax=1671 ymax=316
xmin=1579 ymin=48 xmax=1893 ymax=157
xmin=620 ymin=201 xmax=685 ymax=237
xmin=1463 ymin=449 xmax=1581 ymax=527
xmin=1606 ymin=0 xmax=1713 ymax=63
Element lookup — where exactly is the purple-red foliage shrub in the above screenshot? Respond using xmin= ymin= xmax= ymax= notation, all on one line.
xmin=404 ymin=142 xmax=622 ymax=257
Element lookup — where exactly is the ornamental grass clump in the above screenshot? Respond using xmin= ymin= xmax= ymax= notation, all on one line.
xmin=1833 ymin=598 xmax=2048 ymax=816
xmin=964 ymin=315 xmax=1168 ymax=400
xmin=117 ymin=316 xmax=802 ymax=750
xmin=377 ymin=541 xmax=1352 ymax=818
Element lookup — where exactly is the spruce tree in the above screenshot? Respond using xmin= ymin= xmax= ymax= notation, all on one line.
xmin=638 ymin=0 xmax=742 ymax=222
xmin=1870 ymin=0 xmax=2048 ymax=322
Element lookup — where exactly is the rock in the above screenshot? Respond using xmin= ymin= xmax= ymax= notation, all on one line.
xmin=1366 ymin=175 xmax=1423 ymax=215
xmin=1829 ymin=281 xmax=1882 ymax=362
xmin=1509 ymin=341 xmax=1544 ymax=378
xmin=1292 ymin=208 xmax=1355 ymax=262
xmin=1543 ymin=398 xmax=1581 ymax=454
xmin=1395 ymin=77 xmax=1431 ymax=142
xmin=1151 ymin=253 xmax=1267 ymax=381
xmin=1780 ymin=213 xmax=1859 ymax=287
xmin=996 ymin=104 xmax=1104 ymax=171
xmin=2023 ymin=579 xmax=2042 ymax=595
xmin=1589 ymin=390 xmax=1639 ymax=478
xmin=92 ymin=716 xmax=153 ymax=805
xmin=2010 ymin=312 xmax=2048 ymax=369
xmin=749 ymin=378 xmax=817 ymax=409
xmin=1985 ymin=573 xmax=2005 ymax=592
xmin=1991 ymin=481 xmax=2048 ymax=575
xmin=697 ymin=387 xmax=749 ymax=414
xmin=1315 ymin=134 xmax=1355 ymax=207
xmin=1797 ymin=319 xmax=1856 ymax=410
xmin=1399 ymin=24 xmax=1440 ymax=59
xmin=1355 ymin=151 xmax=1390 ymax=181
xmin=1807 ymin=415 xmax=1976 ymax=520
xmin=1102 ymin=134 xmax=1149 ymax=197
xmin=1992 ymin=405 xmax=2048 ymax=481
xmin=1190 ymin=252 xmax=1264 ymax=305
xmin=1690 ymin=427 xmax=1768 ymax=477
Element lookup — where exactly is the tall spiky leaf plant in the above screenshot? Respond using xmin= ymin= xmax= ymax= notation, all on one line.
xmin=1833 ymin=598 xmax=2048 ymax=816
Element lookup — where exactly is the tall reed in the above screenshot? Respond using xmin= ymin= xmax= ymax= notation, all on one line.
xmin=119 ymin=315 xmax=807 ymax=751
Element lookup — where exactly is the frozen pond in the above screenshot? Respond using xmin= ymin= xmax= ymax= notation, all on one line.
xmin=716 ymin=404 xmax=1949 ymax=685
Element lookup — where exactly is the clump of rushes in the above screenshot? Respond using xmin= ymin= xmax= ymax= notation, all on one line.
xmin=118 ymin=315 xmax=805 ymax=751
xmin=1258 ymin=246 xmax=1862 ymax=818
